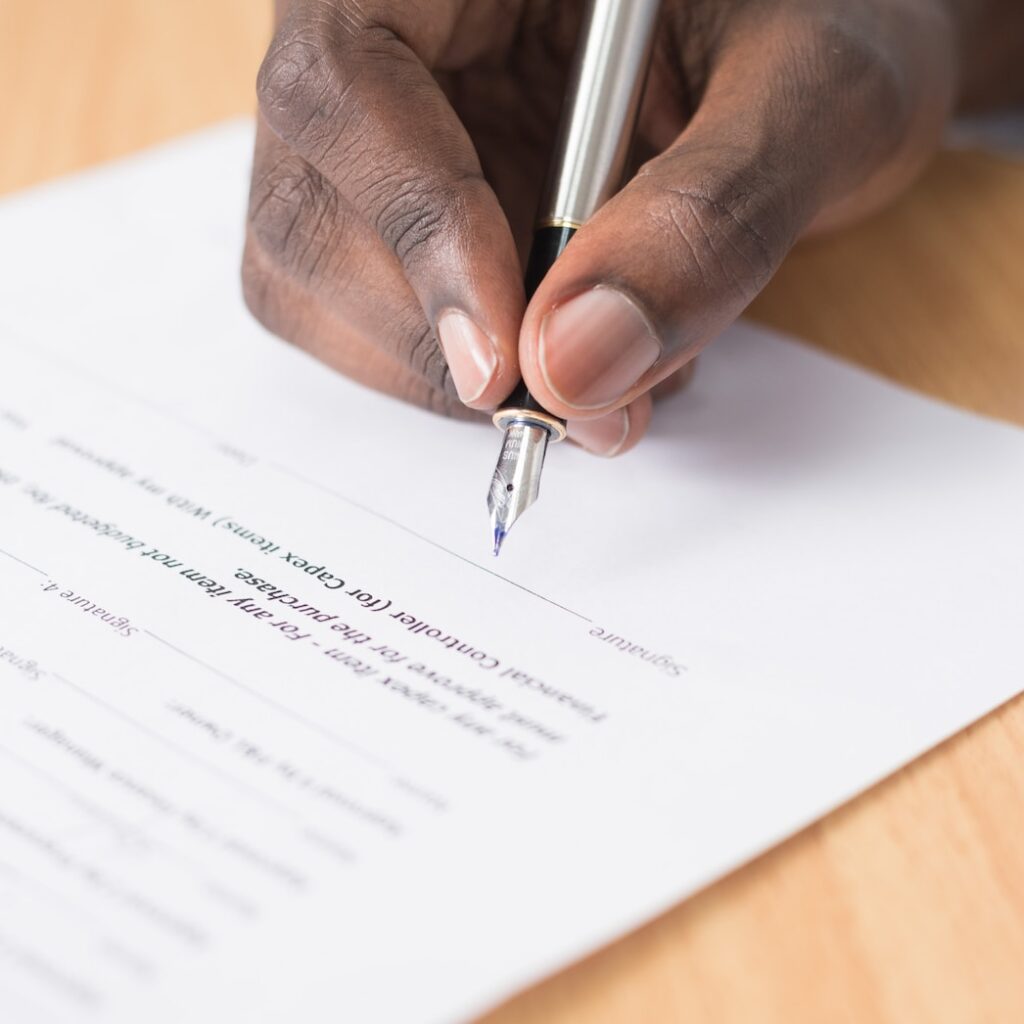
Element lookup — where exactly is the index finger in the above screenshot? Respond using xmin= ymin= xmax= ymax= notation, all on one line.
xmin=257 ymin=0 xmax=525 ymax=409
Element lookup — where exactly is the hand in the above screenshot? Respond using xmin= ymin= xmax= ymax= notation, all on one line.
xmin=243 ymin=0 xmax=1017 ymax=455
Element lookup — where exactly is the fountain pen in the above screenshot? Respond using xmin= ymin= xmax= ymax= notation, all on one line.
xmin=487 ymin=0 xmax=662 ymax=555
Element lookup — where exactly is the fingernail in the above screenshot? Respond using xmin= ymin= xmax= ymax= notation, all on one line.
xmin=539 ymin=288 xmax=661 ymax=410
xmin=567 ymin=408 xmax=631 ymax=457
xmin=437 ymin=311 xmax=498 ymax=405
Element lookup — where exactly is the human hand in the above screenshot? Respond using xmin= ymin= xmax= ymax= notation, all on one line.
xmin=243 ymin=0 xmax=1005 ymax=455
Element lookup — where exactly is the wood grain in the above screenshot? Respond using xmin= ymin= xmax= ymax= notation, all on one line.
xmin=0 ymin=0 xmax=271 ymax=195
xmin=5 ymin=3 xmax=1024 ymax=1021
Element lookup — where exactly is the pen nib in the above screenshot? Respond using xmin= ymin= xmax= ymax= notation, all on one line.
xmin=487 ymin=420 xmax=551 ymax=556
xmin=492 ymin=526 xmax=507 ymax=557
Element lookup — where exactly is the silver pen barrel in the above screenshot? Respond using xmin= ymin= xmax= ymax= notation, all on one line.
xmin=538 ymin=0 xmax=662 ymax=230
xmin=488 ymin=0 xmax=662 ymax=555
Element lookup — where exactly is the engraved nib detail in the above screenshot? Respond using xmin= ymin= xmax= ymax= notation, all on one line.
xmin=487 ymin=420 xmax=551 ymax=556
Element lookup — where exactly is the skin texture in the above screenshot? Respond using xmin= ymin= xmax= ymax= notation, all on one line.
xmin=244 ymin=0 xmax=1024 ymax=456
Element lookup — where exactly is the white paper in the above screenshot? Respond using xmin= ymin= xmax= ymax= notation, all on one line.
xmin=1 ymin=122 xmax=1022 ymax=1024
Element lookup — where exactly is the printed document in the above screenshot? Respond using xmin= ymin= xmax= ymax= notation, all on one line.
xmin=1 ymin=122 xmax=1022 ymax=1023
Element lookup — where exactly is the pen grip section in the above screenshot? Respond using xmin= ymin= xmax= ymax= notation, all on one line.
xmin=503 ymin=225 xmax=578 ymax=417
xmin=524 ymin=225 xmax=577 ymax=299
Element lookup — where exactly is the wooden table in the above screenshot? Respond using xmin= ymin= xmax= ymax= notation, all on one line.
xmin=5 ymin=3 xmax=1024 ymax=1020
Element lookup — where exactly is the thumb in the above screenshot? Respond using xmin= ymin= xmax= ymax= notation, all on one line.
xmin=517 ymin=7 xmax=939 ymax=420
xmin=518 ymin=138 xmax=800 ymax=420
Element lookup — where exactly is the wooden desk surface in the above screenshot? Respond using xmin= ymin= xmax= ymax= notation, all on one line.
xmin=5 ymin=3 xmax=1023 ymax=1021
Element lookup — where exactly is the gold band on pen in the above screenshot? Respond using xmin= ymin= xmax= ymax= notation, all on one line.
xmin=492 ymin=408 xmax=568 ymax=443
xmin=534 ymin=217 xmax=583 ymax=232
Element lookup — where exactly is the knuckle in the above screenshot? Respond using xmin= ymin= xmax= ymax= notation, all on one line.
xmin=256 ymin=18 xmax=350 ymax=145
xmin=643 ymin=160 xmax=789 ymax=300
xmin=371 ymin=172 xmax=476 ymax=268
xmin=257 ymin=18 xmax=407 ymax=158
xmin=248 ymin=154 xmax=346 ymax=282
xmin=373 ymin=179 xmax=451 ymax=264
xmin=258 ymin=16 xmax=483 ymax=275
